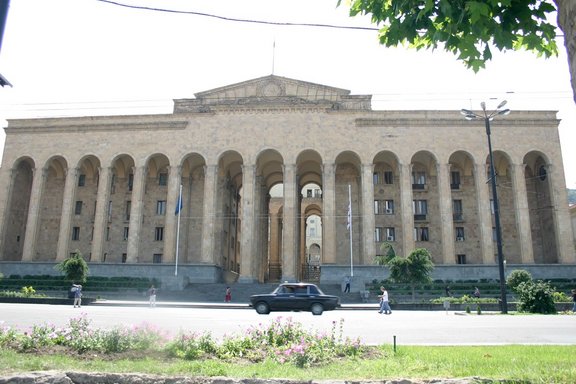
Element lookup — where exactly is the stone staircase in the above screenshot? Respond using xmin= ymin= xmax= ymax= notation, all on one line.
xmin=160 ymin=283 xmax=369 ymax=304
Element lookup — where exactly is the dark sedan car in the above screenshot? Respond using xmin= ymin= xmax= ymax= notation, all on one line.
xmin=249 ymin=282 xmax=340 ymax=315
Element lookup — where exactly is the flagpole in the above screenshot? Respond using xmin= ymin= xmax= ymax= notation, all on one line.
xmin=348 ymin=184 xmax=353 ymax=277
xmin=175 ymin=184 xmax=182 ymax=277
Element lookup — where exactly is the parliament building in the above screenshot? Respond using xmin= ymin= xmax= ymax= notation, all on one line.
xmin=0 ymin=75 xmax=574 ymax=288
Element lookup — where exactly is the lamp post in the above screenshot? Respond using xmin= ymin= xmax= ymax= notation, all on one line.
xmin=461 ymin=101 xmax=510 ymax=314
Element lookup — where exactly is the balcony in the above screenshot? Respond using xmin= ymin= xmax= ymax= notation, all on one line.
xmin=414 ymin=214 xmax=427 ymax=221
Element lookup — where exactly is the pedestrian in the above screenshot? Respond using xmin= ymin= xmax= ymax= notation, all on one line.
xmin=72 ymin=283 xmax=82 ymax=308
xmin=148 ymin=285 xmax=157 ymax=307
xmin=473 ymin=287 xmax=480 ymax=298
xmin=571 ymin=289 xmax=576 ymax=313
xmin=445 ymin=286 xmax=451 ymax=297
xmin=378 ymin=286 xmax=392 ymax=315
xmin=225 ymin=286 xmax=232 ymax=302
xmin=344 ymin=276 xmax=351 ymax=293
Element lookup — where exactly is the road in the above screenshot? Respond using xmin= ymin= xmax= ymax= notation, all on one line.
xmin=1 ymin=303 xmax=575 ymax=345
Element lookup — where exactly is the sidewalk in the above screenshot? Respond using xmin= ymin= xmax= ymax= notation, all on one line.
xmin=91 ymin=298 xmax=380 ymax=310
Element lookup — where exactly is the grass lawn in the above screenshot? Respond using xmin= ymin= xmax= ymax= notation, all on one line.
xmin=2 ymin=345 xmax=575 ymax=382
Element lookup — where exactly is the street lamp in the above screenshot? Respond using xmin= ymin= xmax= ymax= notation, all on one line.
xmin=461 ymin=101 xmax=510 ymax=314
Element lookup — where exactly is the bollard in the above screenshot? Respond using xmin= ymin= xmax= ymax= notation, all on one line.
xmin=393 ymin=335 xmax=396 ymax=353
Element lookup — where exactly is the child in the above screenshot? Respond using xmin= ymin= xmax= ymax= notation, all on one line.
xmin=225 ymin=286 xmax=232 ymax=302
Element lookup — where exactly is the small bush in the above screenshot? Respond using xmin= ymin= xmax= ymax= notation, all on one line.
xmin=507 ymin=269 xmax=533 ymax=293
xmin=516 ymin=280 xmax=557 ymax=314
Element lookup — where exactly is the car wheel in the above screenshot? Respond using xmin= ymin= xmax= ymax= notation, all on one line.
xmin=311 ymin=303 xmax=324 ymax=315
xmin=255 ymin=302 xmax=270 ymax=315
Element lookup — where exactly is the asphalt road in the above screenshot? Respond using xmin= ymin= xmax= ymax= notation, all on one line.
xmin=1 ymin=303 xmax=575 ymax=346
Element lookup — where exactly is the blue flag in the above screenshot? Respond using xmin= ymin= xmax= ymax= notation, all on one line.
xmin=175 ymin=189 xmax=183 ymax=215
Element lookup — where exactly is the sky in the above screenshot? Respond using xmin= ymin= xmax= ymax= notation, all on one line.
xmin=1 ymin=0 xmax=575 ymax=189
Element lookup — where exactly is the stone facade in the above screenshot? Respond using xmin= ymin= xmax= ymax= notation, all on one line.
xmin=0 ymin=75 xmax=574 ymax=284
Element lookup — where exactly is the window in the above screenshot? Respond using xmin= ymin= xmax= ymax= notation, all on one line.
xmin=155 ymin=227 xmax=164 ymax=241
xmin=453 ymin=199 xmax=463 ymax=221
xmin=105 ymin=226 xmax=110 ymax=241
xmin=78 ymin=174 xmax=86 ymax=187
xmin=412 ymin=171 xmax=426 ymax=188
xmin=153 ymin=254 xmax=163 ymax=263
xmin=492 ymin=227 xmax=497 ymax=241
xmin=385 ymin=227 xmax=395 ymax=241
xmin=373 ymin=172 xmax=381 ymax=185
xmin=158 ymin=172 xmax=168 ymax=186
xmin=457 ymin=254 xmax=467 ymax=264
xmin=309 ymin=227 xmax=316 ymax=237
xmin=385 ymin=200 xmax=394 ymax=214
xmin=128 ymin=173 xmax=134 ymax=191
xmin=156 ymin=200 xmax=167 ymax=215
xmin=450 ymin=171 xmax=461 ymax=189
xmin=110 ymin=174 xmax=116 ymax=194
xmin=490 ymin=199 xmax=495 ymax=214
xmin=122 ymin=253 xmax=127 ymax=263
xmin=413 ymin=200 xmax=428 ymax=220
xmin=72 ymin=227 xmax=80 ymax=241
xmin=374 ymin=200 xmax=383 ymax=215
xmin=384 ymin=171 xmax=394 ymax=185
xmin=125 ymin=201 xmax=131 ymax=221
xmin=75 ymin=201 xmax=82 ymax=215
xmin=375 ymin=227 xmax=384 ymax=242
xmin=107 ymin=201 xmax=113 ymax=221
xmin=414 ymin=227 xmax=429 ymax=241
xmin=123 ymin=227 xmax=129 ymax=241
xmin=455 ymin=227 xmax=465 ymax=241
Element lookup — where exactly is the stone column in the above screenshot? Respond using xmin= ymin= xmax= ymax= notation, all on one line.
xmin=201 ymin=164 xmax=218 ymax=264
xmin=126 ymin=165 xmax=146 ymax=263
xmin=546 ymin=163 xmax=576 ymax=263
xmin=511 ymin=163 xmax=534 ymax=263
xmin=282 ymin=163 xmax=298 ymax=281
xmin=399 ymin=163 xmax=414 ymax=256
xmin=163 ymin=165 xmax=182 ymax=263
xmin=22 ymin=167 xmax=47 ymax=261
xmin=322 ymin=163 xmax=336 ymax=264
xmin=474 ymin=162 xmax=495 ymax=264
xmin=91 ymin=166 xmax=112 ymax=262
xmin=0 ymin=168 xmax=16 ymax=257
xmin=437 ymin=163 xmax=455 ymax=264
xmin=56 ymin=167 xmax=79 ymax=261
xmin=239 ymin=164 xmax=256 ymax=282
xmin=361 ymin=163 xmax=375 ymax=265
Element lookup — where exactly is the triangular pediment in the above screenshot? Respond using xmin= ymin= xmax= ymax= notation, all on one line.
xmin=195 ymin=75 xmax=350 ymax=101
xmin=173 ymin=75 xmax=372 ymax=113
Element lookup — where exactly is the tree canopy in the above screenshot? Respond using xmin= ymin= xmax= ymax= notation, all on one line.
xmin=55 ymin=251 xmax=89 ymax=283
xmin=338 ymin=0 xmax=559 ymax=72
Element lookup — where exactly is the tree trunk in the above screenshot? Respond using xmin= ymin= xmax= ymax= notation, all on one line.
xmin=556 ymin=0 xmax=576 ymax=103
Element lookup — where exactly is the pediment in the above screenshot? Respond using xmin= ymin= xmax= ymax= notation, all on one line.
xmin=173 ymin=75 xmax=372 ymax=113
xmin=195 ymin=75 xmax=350 ymax=101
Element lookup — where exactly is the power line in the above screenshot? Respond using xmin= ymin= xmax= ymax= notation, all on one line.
xmin=96 ymin=0 xmax=378 ymax=31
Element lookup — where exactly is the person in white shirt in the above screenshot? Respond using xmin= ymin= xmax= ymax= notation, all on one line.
xmin=378 ymin=286 xmax=392 ymax=315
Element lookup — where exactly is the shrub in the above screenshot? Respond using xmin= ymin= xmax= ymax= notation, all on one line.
xmin=516 ymin=280 xmax=557 ymax=314
xmin=55 ymin=251 xmax=89 ymax=283
xmin=507 ymin=269 xmax=533 ymax=293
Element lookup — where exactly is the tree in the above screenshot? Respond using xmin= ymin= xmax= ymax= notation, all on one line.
xmin=339 ymin=1 xmax=576 ymax=103
xmin=55 ymin=250 xmax=89 ymax=283
xmin=506 ymin=269 xmax=533 ymax=293
xmin=375 ymin=241 xmax=396 ymax=265
xmin=386 ymin=248 xmax=434 ymax=302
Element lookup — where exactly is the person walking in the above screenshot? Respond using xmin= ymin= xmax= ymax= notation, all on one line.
xmin=148 ymin=285 xmax=157 ymax=307
xmin=378 ymin=286 xmax=392 ymax=315
xmin=344 ymin=276 xmax=351 ymax=293
xmin=473 ymin=287 xmax=480 ymax=298
xmin=445 ymin=286 xmax=452 ymax=297
xmin=72 ymin=283 xmax=82 ymax=308
xmin=224 ymin=286 xmax=232 ymax=302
